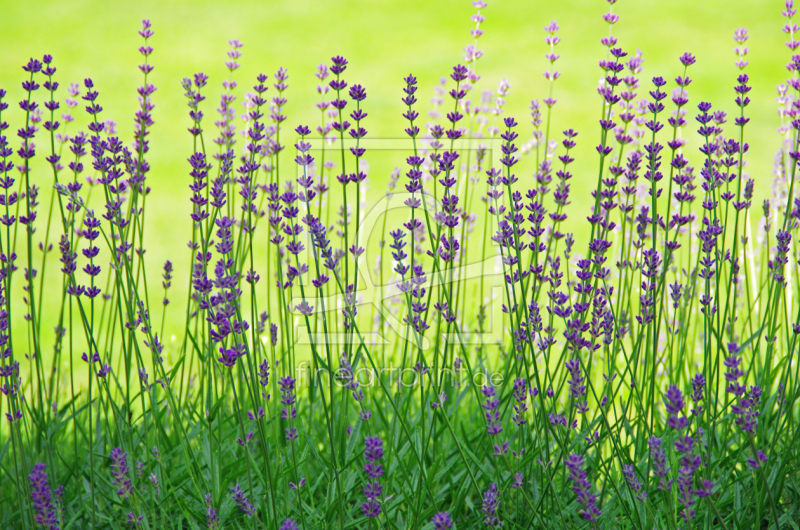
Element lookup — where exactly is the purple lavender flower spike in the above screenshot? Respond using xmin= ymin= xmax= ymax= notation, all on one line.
xmin=565 ymin=453 xmax=601 ymax=522
xmin=230 ymin=484 xmax=255 ymax=516
xmin=664 ymin=384 xmax=689 ymax=430
xmin=512 ymin=378 xmax=528 ymax=426
xmin=280 ymin=376 xmax=298 ymax=440
xmin=746 ymin=450 xmax=768 ymax=470
xmin=694 ymin=479 xmax=715 ymax=498
xmin=133 ymin=19 xmax=155 ymax=189
xmin=161 ymin=260 xmax=172 ymax=306
xmin=361 ymin=436 xmax=384 ymax=518
xmin=677 ymin=457 xmax=700 ymax=522
xmin=481 ymin=385 xmax=502 ymax=435
xmin=29 ymin=463 xmax=59 ymax=529
xmin=217 ymin=346 xmax=243 ymax=368
xmin=690 ymin=373 xmax=705 ymax=416
xmin=205 ymin=493 xmax=219 ymax=530
xmin=259 ymin=359 xmax=270 ymax=389
xmin=110 ymin=447 xmax=132 ymax=499
xmin=724 ymin=342 xmax=745 ymax=397
xmin=622 ymin=464 xmax=647 ymax=502
xmin=482 ymin=483 xmax=502 ymax=527
xmin=280 ymin=519 xmax=299 ymax=530
xmin=431 ymin=511 xmax=453 ymax=529
xmin=566 ymin=359 xmax=589 ymax=414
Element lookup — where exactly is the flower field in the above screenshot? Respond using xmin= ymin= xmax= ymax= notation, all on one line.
xmin=1 ymin=1 xmax=800 ymax=528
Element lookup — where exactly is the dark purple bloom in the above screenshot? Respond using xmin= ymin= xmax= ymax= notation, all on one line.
xmin=512 ymin=378 xmax=528 ymax=426
xmin=724 ymin=342 xmax=745 ymax=397
xmin=259 ymin=359 xmax=270 ymax=387
xmin=677 ymin=454 xmax=701 ymax=522
xmin=330 ymin=55 xmax=348 ymax=75
xmin=280 ymin=376 xmax=298 ymax=440
xmin=110 ymin=447 xmax=132 ymax=499
xmin=217 ymin=346 xmax=243 ymax=368
xmin=482 ymin=483 xmax=502 ymax=527
xmin=402 ymin=74 xmax=420 ymax=138
xmin=664 ymin=384 xmax=689 ymax=430
xmin=622 ymin=464 xmax=647 ymax=501
xmin=431 ymin=511 xmax=453 ymax=529
xmin=361 ymin=436 xmax=384 ymax=518
xmin=280 ymin=519 xmax=298 ymax=530
xmin=679 ymin=52 xmax=697 ymax=67
xmin=481 ymin=385 xmax=502 ymax=435
xmin=746 ymin=450 xmax=768 ymax=470
xmin=294 ymin=301 xmax=313 ymax=316
xmin=161 ymin=260 xmax=173 ymax=305
xmin=690 ymin=373 xmax=705 ymax=416
xmin=58 ymin=234 xmax=77 ymax=276
xmin=230 ymin=484 xmax=255 ymax=516
xmin=339 ymin=353 xmax=366 ymax=406
xmin=29 ymin=463 xmax=59 ymax=530
xmin=566 ymin=359 xmax=589 ymax=414
xmin=270 ymin=323 xmax=278 ymax=347
xmin=205 ymin=493 xmax=219 ymax=530
xmin=694 ymin=479 xmax=714 ymax=498
xmin=565 ymin=453 xmax=601 ymax=522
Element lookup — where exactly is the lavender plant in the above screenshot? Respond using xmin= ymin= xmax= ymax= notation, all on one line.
xmin=2 ymin=2 xmax=800 ymax=529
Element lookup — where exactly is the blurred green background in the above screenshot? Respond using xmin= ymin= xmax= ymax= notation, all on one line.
xmin=0 ymin=0 xmax=790 ymax=365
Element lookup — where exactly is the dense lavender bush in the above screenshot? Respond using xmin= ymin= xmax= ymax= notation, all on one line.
xmin=2 ymin=1 xmax=800 ymax=528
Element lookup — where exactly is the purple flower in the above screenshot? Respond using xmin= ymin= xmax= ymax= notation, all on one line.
xmin=690 ymin=373 xmax=705 ymax=416
xmin=294 ymin=301 xmax=313 ymax=316
xmin=402 ymin=74 xmax=419 ymax=138
xmin=647 ymin=436 xmax=672 ymax=491
xmin=695 ymin=479 xmax=715 ymax=498
xmin=431 ymin=511 xmax=453 ymax=529
xmin=724 ymin=342 xmax=745 ymax=397
xmin=361 ymin=436 xmax=384 ymax=518
xmin=230 ymin=484 xmax=255 ymax=516
xmin=280 ymin=519 xmax=298 ymax=530
xmin=133 ymin=20 xmax=155 ymax=184
xmin=148 ymin=473 xmax=159 ymax=494
xmin=566 ymin=359 xmax=589 ymax=414
xmin=746 ymin=450 xmax=768 ymax=470
xmin=161 ymin=260 xmax=173 ymax=305
xmin=622 ymin=464 xmax=647 ymax=501
xmin=110 ymin=447 xmax=132 ymax=499
xmin=58 ymin=234 xmax=77 ymax=276
xmin=204 ymin=493 xmax=219 ymax=530
xmin=482 ymin=483 xmax=502 ymax=527
xmin=29 ymin=463 xmax=59 ymax=530
xmin=481 ymin=385 xmax=502 ymax=435
xmin=512 ymin=378 xmax=528 ymax=426
xmin=339 ymin=353 xmax=366 ymax=405
xmin=258 ymin=359 xmax=270 ymax=387
xmin=677 ymin=455 xmax=701 ymax=522
xmin=280 ymin=376 xmax=298 ymax=440
xmin=217 ymin=346 xmax=243 ymax=368
xmin=664 ymin=384 xmax=689 ymax=430
xmin=565 ymin=453 xmax=601 ymax=522
xmin=270 ymin=323 xmax=278 ymax=347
